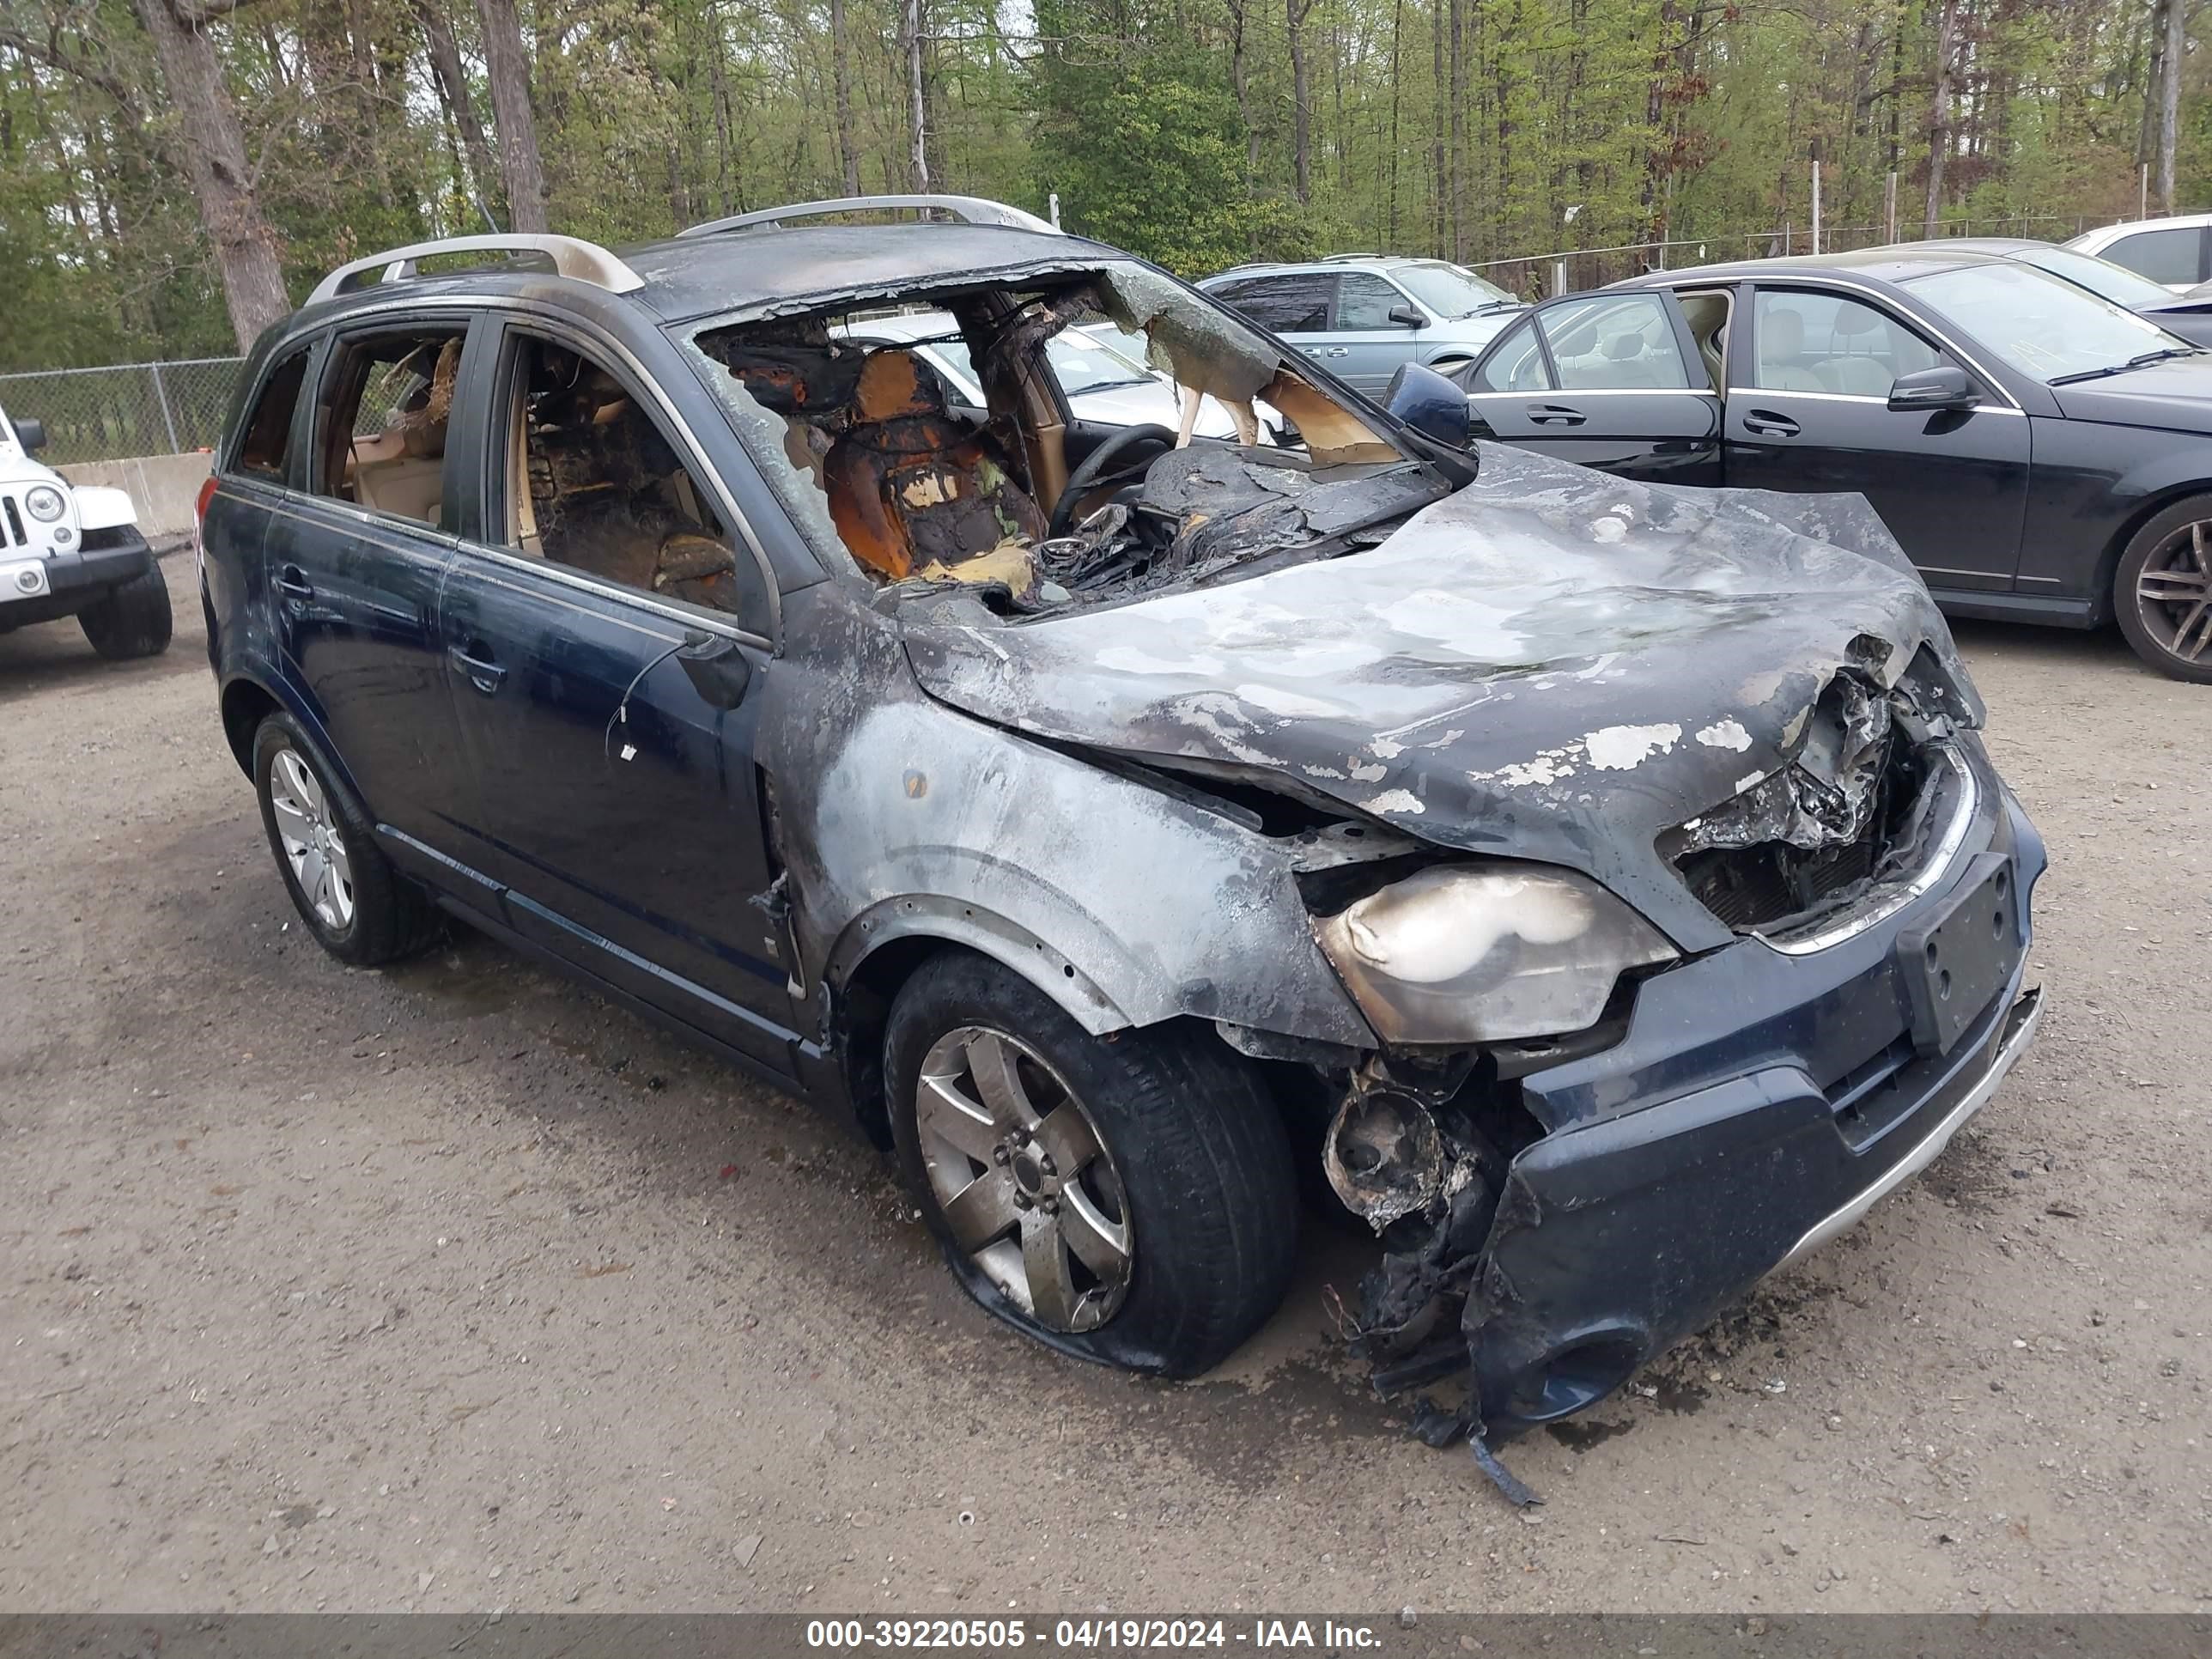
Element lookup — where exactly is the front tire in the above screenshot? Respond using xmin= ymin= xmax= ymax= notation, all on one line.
xmin=885 ymin=952 xmax=1299 ymax=1378
xmin=77 ymin=559 xmax=173 ymax=659
xmin=2114 ymin=498 xmax=2212 ymax=683
xmin=252 ymin=712 xmax=440 ymax=966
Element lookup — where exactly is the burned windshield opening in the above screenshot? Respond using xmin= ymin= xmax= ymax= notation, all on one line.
xmin=682 ymin=261 xmax=1436 ymax=617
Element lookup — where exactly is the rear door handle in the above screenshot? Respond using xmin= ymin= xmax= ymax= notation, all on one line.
xmin=1526 ymin=404 xmax=1587 ymax=427
xmin=1743 ymin=410 xmax=1802 ymax=438
xmin=448 ymin=641 xmax=507 ymax=696
xmin=275 ymin=564 xmax=314 ymax=600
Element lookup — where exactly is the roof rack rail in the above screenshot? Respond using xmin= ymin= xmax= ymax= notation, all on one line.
xmin=679 ymin=194 xmax=1060 ymax=239
xmin=1319 ymin=252 xmax=1391 ymax=262
xmin=307 ymin=234 xmax=645 ymax=306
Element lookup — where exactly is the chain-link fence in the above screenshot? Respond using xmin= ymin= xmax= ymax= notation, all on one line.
xmin=0 ymin=357 xmax=243 ymax=465
xmin=1467 ymin=213 xmax=2100 ymax=301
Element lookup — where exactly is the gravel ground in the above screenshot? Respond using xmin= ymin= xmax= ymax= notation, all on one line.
xmin=1 ymin=550 xmax=2206 ymax=1616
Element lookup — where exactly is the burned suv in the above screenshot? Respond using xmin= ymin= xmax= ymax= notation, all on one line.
xmin=200 ymin=198 xmax=2044 ymax=1449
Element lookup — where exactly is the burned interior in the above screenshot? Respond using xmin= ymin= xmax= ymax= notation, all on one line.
xmin=684 ymin=260 xmax=1437 ymax=614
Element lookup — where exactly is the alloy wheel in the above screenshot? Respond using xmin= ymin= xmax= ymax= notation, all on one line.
xmin=268 ymin=745 xmax=356 ymax=932
xmin=914 ymin=1025 xmax=1134 ymax=1332
xmin=2136 ymin=520 xmax=2212 ymax=665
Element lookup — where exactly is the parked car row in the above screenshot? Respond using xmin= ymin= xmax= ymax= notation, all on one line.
xmin=199 ymin=199 xmax=2045 ymax=1464
xmin=1437 ymin=244 xmax=2212 ymax=682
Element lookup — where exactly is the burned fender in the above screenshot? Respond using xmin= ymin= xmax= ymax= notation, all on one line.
xmin=755 ymin=585 xmax=1375 ymax=1047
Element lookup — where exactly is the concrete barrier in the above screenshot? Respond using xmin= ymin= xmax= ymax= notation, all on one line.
xmin=58 ymin=453 xmax=214 ymax=540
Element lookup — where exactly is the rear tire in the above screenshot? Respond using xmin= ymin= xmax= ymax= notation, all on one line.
xmin=252 ymin=711 xmax=441 ymax=966
xmin=2113 ymin=496 xmax=2212 ymax=683
xmin=77 ymin=559 xmax=173 ymax=659
xmin=885 ymin=951 xmax=1299 ymax=1378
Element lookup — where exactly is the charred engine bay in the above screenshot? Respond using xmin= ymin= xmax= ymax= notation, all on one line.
xmin=1011 ymin=449 xmax=1443 ymax=611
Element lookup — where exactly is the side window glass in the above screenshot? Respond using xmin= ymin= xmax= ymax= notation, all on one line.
xmin=235 ymin=346 xmax=310 ymax=478
xmin=499 ymin=334 xmax=768 ymax=634
xmin=1753 ymin=290 xmax=1941 ymax=396
xmin=311 ymin=327 xmax=465 ymax=523
xmin=1335 ymin=273 xmax=1408 ymax=331
xmin=1538 ymin=294 xmax=1691 ymax=390
xmin=1221 ymin=274 xmax=1334 ymax=334
xmin=2105 ymin=227 xmax=2201 ymax=286
xmin=1468 ymin=318 xmax=1553 ymax=392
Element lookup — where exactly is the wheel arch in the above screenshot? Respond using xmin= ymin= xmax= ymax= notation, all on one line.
xmin=824 ymin=901 xmax=1139 ymax=1150
xmin=218 ymin=668 xmax=363 ymax=810
xmin=2090 ymin=482 xmax=2212 ymax=627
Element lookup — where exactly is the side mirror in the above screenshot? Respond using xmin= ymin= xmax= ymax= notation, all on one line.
xmin=1383 ymin=362 xmax=1472 ymax=449
xmin=1887 ymin=365 xmax=1978 ymax=413
xmin=12 ymin=417 xmax=47 ymax=452
xmin=1388 ymin=305 xmax=1427 ymax=328
xmin=678 ymin=631 xmax=753 ymax=709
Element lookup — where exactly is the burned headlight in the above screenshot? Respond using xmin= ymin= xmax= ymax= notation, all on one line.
xmin=1312 ymin=863 xmax=1675 ymax=1044
xmin=23 ymin=486 xmax=65 ymax=523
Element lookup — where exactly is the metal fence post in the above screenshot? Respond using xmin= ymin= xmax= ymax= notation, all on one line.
xmin=149 ymin=362 xmax=181 ymax=453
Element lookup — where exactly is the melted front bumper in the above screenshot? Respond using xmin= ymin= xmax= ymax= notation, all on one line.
xmin=1464 ymin=757 xmax=2047 ymax=1433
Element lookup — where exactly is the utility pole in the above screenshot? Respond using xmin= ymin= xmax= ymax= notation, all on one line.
xmin=1811 ymin=160 xmax=1822 ymax=255
xmin=1884 ymin=170 xmax=1898 ymax=244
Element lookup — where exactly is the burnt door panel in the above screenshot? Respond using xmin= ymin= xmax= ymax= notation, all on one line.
xmin=439 ymin=556 xmax=797 ymax=1075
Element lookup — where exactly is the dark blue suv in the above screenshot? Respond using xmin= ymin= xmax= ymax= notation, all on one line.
xmin=200 ymin=199 xmax=2045 ymax=1450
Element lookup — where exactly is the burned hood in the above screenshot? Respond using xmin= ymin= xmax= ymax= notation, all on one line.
xmin=900 ymin=443 xmax=1980 ymax=939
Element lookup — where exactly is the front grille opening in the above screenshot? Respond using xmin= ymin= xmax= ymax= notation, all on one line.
xmin=0 ymin=496 xmax=22 ymax=549
xmin=1672 ymin=727 xmax=1930 ymax=933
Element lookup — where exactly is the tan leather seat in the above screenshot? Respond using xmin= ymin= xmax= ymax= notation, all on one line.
xmin=822 ymin=348 xmax=1047 ymax=580
xmin=1757 ymin=308 xmax=1825 ymax=392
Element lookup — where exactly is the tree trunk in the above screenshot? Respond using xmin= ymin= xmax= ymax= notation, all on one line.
xmin=1225 ymin=0 xmax=1259 ymax=185
xmin=902 ymin=0 xmax=928 ymax=189
xmin=1388 ymin=0 xmax=1403 ymax=245
xmin=474 ymin=0 xmax=549 ymax=232
xmin=830 ymin=0 xmax=860 ymax=194
xmin=1289 ymin=0 xmax=1312 ymax=204
xmin=2160 ymin=0 xmax=2183 ymax=212
xmin=1923 ymin=0 xmax=1960 ymax=236
xmin=129 ymin=0 xmax=290 ymax=352
xmin=1431 ymin=0 xmax=1446 ymax=252
xmin=413 ymin=0 xmax=498 ymax=218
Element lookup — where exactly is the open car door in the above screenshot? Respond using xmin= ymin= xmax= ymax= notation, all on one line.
xmin=1458 ymin=289 xmax=1722 ymax=487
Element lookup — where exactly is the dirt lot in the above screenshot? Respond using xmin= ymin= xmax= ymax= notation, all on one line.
xmin=1 ymin=547 xmax=2206 ymax=1616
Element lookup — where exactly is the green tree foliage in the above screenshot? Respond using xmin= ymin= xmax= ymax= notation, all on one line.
xmin=0 ymin=0 xmax=2202 ymax=369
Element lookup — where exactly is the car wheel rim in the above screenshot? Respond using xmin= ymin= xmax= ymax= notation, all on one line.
xmin=915 ymin=1025 xmax=1133 ymax=1333
xmin=269 ymin=745 xmax=355 ymax=932
xmin=2136 ymin=520 xmax=2212 ymax=664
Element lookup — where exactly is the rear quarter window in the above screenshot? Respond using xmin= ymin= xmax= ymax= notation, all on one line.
xmin=234 ymin=346 xmax=311 ymax=479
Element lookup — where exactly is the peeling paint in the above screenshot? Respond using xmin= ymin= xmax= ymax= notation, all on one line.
xmin=1695 ymin=718 xmax=1753 ymax=752
xmin=1583 ymin=723 xmax=1681 ymax=770
xmin=1362 ymin=788 xmax=1425 ymax=815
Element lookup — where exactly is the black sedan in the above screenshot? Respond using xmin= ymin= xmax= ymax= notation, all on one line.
xmin=1449 ymin=246 xmax=2212 ymax=680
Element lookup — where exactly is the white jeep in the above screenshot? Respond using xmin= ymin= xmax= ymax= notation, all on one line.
xmin=0 ymin=405 xmax=171 ymax=659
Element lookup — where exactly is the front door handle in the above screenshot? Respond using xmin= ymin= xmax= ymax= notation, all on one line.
xmin=1320 ymin=346 xmax=1350 ymax=358
xmin=1526 ymin=404 xmax=1587 ymax=427
xmin=1743 ymin=410 xmax=1802 ymax=438
xmin=275 ymin=564 xmax=314 ymax=601
xmin=448 ymin=641 xmax=507 ymax=696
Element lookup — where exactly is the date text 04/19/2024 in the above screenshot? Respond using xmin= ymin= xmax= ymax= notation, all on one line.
xmin=803 ymin=1619 xmax=1386 ymax=1650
